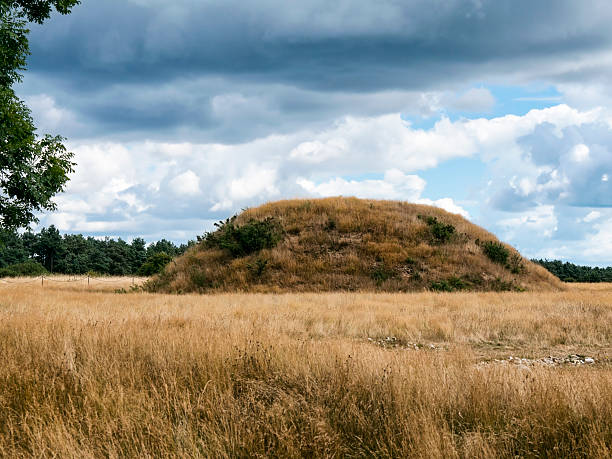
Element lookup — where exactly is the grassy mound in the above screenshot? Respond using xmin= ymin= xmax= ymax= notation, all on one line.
xmin=148 ymin=197 xmax=562 ymax=293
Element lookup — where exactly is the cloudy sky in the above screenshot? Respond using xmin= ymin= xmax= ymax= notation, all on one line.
xmin=17 ymin=0 xmax=612 ymax=265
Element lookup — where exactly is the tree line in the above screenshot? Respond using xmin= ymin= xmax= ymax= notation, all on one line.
xmin=0 ymin=226 xmax=196 ymax=277
xmin=532 ymin=259 xmax=612 ymax=283
xmin=2 ymin=226 xmax=611 ymax=281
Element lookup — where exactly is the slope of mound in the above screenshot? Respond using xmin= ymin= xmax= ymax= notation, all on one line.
xmin=148 ymin=197 xmax=562 ymax=293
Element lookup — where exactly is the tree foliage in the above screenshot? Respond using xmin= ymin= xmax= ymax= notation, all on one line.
xmin=533 ymin=259 xmax=612 ymax=283
xmin=0 ymin=258 xmax=45 ymax=276
xmin=482 ymin=240 xmax=509 ymax=265
xmin=418 ymin=215 xmax=455 ymax=244
xmin=0 ymin=226 xmax=194 ymax=275
xmin=137 ymin=252 xmax=173 ymax=276
xmin=204 ymin=216 xmax=284 ymax=257
xmin=3 ymin=1 xmax=80 ymax=22
xmin=0 ymin=1 xmax=80 ymax=230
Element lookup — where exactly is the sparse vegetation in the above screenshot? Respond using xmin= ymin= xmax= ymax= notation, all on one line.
xmin=507 ymin=252 xmax=525 ymax=274
xmin=0 ymin=280 xmax=610 ymax=457
xmin=419 ymin=214 xmax=456 ymax=244
xmin=482 ymin=240 xmax=510 ymax=265
xmin=430 ymin=276 xmax=470 ymax=292
xmin=370 ymin=263 xmax=395 ymax=285
xmin=491 ymin=277 xmax=521 ymax=291
xmin=480 ymin=240 xmax=526 ymax=274
xmin=148 ymin=198 xmax=561 ymax=293
xmin=247 ymin=257 xmax=269 ymax=277
xmin=324 ymin=217 xmax=337 ymax=231
xmin=204 ymin=216 xmax=284 ymax=257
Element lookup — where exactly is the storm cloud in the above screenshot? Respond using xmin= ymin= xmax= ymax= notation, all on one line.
xmin=21 ymin=0 xmax=612 ymax=140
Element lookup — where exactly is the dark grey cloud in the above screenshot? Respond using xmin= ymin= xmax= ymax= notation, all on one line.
xmin=28 ymin=0 xmax=611 ymax=90
xmin=21 ymin=73 xmax=438 ymax=142
xmin=16 ymin=0 xmax=612 ymax=142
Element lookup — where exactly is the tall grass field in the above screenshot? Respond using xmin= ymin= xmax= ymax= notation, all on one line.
xmin=0 ymin=278 xmax=610 ymax=457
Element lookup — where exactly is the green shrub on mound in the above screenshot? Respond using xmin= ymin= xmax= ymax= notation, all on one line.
xmin=146 ymin=197 xmax=562 ymax=293
xmin=204 ymin=216 xmax=284 ymax=257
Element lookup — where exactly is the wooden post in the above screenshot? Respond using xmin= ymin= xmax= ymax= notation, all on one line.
xmin=41 ymin=276 xmax=44 ymax=287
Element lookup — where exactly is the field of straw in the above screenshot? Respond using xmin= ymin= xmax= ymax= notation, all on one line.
xmin=0 ymin=278 xmax=610 ymax=457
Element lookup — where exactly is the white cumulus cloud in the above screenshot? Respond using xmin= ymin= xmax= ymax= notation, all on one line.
xmin=169 ymin=170 xmax=201 ymax=196
xmin=35 ymin=104 xmax=612 ymax=264
xmin=296 ymin=169 xmax=426 ymax=201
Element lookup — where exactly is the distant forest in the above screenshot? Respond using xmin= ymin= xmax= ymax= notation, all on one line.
xmin=532 ymin=259 xmax=612 ymax=283
xmin=0 ymin=226 xmax=196 ymax=277
xmin=1 ymin=226 xmax=611 ymax=281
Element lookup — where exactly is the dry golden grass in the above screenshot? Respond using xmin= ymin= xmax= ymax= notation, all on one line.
xmin=0 ymin=280 xmax=610 ymax=457
xmin=0 ymin=275 xmax=148 ymax=292
xmin=151 ymin=197 xmax=562 ymax=294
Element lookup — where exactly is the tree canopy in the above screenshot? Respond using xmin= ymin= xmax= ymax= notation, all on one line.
xmin=0 ymin=226 xmax=195 ymax=276
xmin=3 ymin=1 xmax=80 ymax=23
xmin=0 ymin=0 xmax=80 ymax=230
xmin=532 ymin=259 xmax=612 ymax=283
